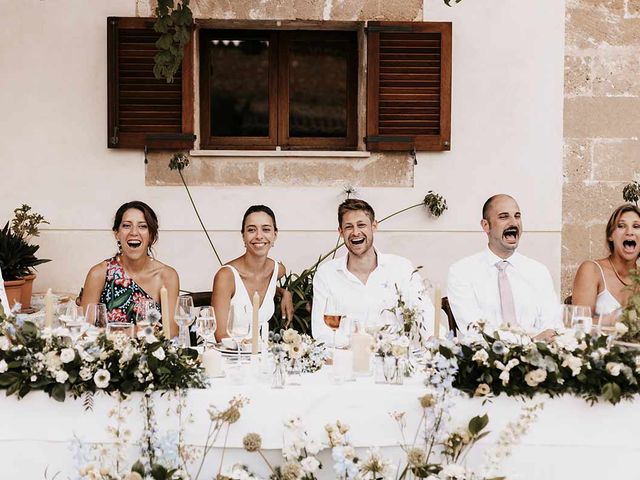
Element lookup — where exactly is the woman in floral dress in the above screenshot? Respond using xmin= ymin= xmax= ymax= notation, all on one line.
xmin=81 ymin=201 xmax=179 ymax=336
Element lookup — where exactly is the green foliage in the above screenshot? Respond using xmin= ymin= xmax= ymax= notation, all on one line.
xmin=0 ymin=222 xmax=50 ymax=280
xmin=11 ymin=204 xmax=49 ymax=238
xmin=423 ymin=191 xmax=448 ymax=218
xmin=153 ymin=0 xmax=194 ymax=83
xmin=619 ymin=268 xmax=640 ymax=343
xmin=0 ymin=313 xmax=207 ymax=401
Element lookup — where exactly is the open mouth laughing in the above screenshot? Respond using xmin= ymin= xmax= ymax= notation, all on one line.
xmin=126 ymin=239 xmax=142 ymax=249
xmin=622 ymin=239 xmax=638 ymax=253
xmin=502 ymin=227 xmax=519 ymax=243
xmin=349 ymin=236 xmax=366 ymax=247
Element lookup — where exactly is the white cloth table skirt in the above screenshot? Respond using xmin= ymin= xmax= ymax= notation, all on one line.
xmin=0 ymin=368 xmax=638 ymax=479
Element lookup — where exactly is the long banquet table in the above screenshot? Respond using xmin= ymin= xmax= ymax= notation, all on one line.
xmin=1 ymin=367 xmax=638 ymax=479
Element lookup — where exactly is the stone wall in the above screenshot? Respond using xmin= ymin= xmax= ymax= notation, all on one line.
xmin=562 ymin=0 xmax=640 ymax=297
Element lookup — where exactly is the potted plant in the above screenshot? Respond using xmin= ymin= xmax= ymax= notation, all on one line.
xmin=0 ymin=205 xmax=50 ymax=309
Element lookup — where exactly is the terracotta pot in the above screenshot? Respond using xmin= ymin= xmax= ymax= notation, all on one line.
xmin=4 ymin=279 xmax=26 ymax=311
xmin=20 ymin=273 xmax=36 ymax=309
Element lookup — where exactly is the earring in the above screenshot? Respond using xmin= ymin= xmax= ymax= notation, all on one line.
xmin=117 ymin=240 xmax=122 ymax=254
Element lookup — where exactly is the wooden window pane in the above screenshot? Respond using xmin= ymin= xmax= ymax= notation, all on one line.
xmin=208 ymin=34 xmax=271 ymax=136
xmin=288 ymin=40 xmax=349 ymax=138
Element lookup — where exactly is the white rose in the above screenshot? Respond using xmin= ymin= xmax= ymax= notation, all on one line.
xmin=561 ymin=355 xmax=582 ymax=376
xmin=79 ymin=367 xmax=93 ymax=381
xmin=498 ymin=369 xmax=510 ymax=386
xmin=55 ymin=370 xmax=69 ymax=383
xmin=614 ymin=322 xmax=629 ymax=335
xmin=0 ymin=360 xmax=7 ymax=373
xmin=524 ymin=368 xmax=547 ymax=387
xmin=94 ymin=369 xmax=111 ymax=389
xmin=606 ymin=362 xmax=621 ymax=377
xmin=472 ymin=349 xmax=489 ymax=365
xmin=60 ymin=348 xmax=75 ymax=364
xmin=300 ymin=457 xmax=320 ymax=474
xmin=0 ymin=336 xmax=10 ymax=351
xmin=152 ymin=347 xmax=166 ymax=361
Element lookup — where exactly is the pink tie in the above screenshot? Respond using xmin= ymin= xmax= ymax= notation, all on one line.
xmin=496 ymin=261 xmax=517 ymax=326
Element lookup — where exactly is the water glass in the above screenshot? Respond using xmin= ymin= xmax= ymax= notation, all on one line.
xmin=106 ymin=313 xmax=134 ymax=337
xmin=85 ymin=303 xmax=108 ymax=328
xmin=136 ymin=299 xmax=161 ymax=329
xmin=60 ymin=304 xmax=87 ymax=343
xmin=561 ymin=304 xmax=575 ymax=329
xmin=571 ymin=305 xmax=592 ymax=333
xmin=196 ymin=306 xmax=217 ymax=349
xmin=175 ymin=296 xmax=198 ymax=347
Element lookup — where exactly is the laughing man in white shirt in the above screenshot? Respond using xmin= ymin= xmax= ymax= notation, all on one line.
xmin=312 ymin=199 xmax=434 ymax=346
xmin=447 ymin=194 xmax=560 ymax=339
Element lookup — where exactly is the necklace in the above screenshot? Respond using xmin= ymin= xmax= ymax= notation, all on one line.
xmin=607 ymin=257 xmax=631 ymax=287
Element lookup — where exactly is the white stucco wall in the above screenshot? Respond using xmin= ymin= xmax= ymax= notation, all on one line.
xmin=0 ymin=0 xmax=564 ymax=296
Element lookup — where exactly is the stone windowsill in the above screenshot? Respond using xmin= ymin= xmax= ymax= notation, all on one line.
xmin=190 ymin=149 xmax=371 ymax=158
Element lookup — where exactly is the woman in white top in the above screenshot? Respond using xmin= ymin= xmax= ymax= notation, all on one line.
xmin=572 ymin=204 xmax=640 ymax=317
xmin=212 ymin=205 xmax=293 ymax=341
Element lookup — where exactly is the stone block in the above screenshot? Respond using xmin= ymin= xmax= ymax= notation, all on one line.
xmin=592 ymin=54 xmax=640 ymax=96
xmin=565 ymin=6 xmax=624 ymax=49
xmin=592 ymin=139 xmax=640 ymax=181
xmin=563 ymin=97 xmax=640 ymax=138
xmin=562 ymin=181 xmax=625 ymax=225
xmin=564 ymin=55 xmax=593 ymax=97
xmin=261 ymin=152 xmax=412 ymax=187
xmin=626 ymin=0 xmax=640 ymax=17
xmin=563 ymin=139 xmax=592 ymax=183
xmin=145 ymin=152 xmax=261 ymax=186
xmin=561 ymin=223 xmax=591 ymax=268
xmin=560 ymin=265 xmax=578 ymax=299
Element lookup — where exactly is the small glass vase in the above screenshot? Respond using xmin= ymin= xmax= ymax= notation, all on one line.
xmin=383 ymin=356 xmax=404 ymax=385
xmin=272 ymin=359 xmax=286 ymax=389
xmin=287 ymin=358 xmax=302 ymax=386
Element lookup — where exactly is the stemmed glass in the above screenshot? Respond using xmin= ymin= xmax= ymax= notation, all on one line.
xmin=196 ymin=307 xmax=217 ymax=350
xmin=323 ymin=297 xmax=344 ymax=360
xmin=136 ymin=299 xmax=161 ymax=330
xmin=175 ymin=296 xmax=198 ymax=347
xmin=85 ymin=303 xmax=108 ymax=328
xmin=227 ymin=305 xmax=251 ymax=367
xmin=60 ymin=304 xmax=87 ymax=344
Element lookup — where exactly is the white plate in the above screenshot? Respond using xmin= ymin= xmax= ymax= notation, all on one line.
xmin=212 ymin=343 xmax=260 ymax=355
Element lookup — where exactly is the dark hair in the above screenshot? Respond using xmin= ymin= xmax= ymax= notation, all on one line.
xmin=338 ymin=199 xmax=375 ymax=227
xmin=112 ymin=201 xmax=159 ymax=248
xmin=482 ymin=194 xmax=515 ymax=220
xmin=605 ymin=203 xmax=640 ymax=254
xmin=241 ymin=205 xmax=278 ymax=232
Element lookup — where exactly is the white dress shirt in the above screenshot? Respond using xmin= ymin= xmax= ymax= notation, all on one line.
xmin=312 ymin=250 xmax=434 ymax=346
xmin=447 ymin=248 xmax=560 ymax=335
xmin=0 ymin=268 xmax=10 ymax=316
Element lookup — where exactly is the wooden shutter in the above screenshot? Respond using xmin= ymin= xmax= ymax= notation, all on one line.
xmin=107 ymin=17 xmax=194 ymax=149
xmin=366 ymin=22 xmax=451 ymax=152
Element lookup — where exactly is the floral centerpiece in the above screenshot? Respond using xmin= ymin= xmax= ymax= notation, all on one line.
xmin=0 ymin=310 xmax=207 ymax=402
xmin=432 ymin=324 xmax=640 ymax=404
xmin=617 ymin=268 xmax=640 ymax=345
xmin=268 ymin=328 xmax=328 ymax=374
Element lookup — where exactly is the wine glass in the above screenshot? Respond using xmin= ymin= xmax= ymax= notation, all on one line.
xmin=196 ymin=306 xmax=217 ymax=350
xmin=175 ymin=296 xmax=197 ymax=347
xmin=60 ymin=304 xmax=86 ymax=344
xmin=323 ymin=296 xmax=343 ymax=360
xmin=136 ymin=299 xmax=161 ymax=330
xmin=85 ymin=303 xmax=108 ymax=328
xmin=571 ymin=305 xmax=592 ymax=333
xmin=227 ymin=304 xmax=251 ymax=367
xmin=561 ymin=304 xmax=575 ymax=329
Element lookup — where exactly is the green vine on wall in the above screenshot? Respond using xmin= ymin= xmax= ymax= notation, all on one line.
xmin=153 ymin=0 xmax=193 ymax=83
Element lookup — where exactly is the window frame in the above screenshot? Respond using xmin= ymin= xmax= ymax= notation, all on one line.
xmin=198 ymin=28 xmax=359 ymax=151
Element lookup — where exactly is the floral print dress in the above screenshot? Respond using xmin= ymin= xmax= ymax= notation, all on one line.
xmin=99 ymin=257 xmax=159 ymax=323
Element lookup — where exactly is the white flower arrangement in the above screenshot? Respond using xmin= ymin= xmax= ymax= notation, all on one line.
xmin=269 ymin=329 xmax=329 ymax=373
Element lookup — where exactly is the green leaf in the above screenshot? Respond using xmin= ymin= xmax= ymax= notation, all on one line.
xmin=0 ymin=372 xmax=20 ymax=386
xmin=131 ymin=461 xmax=146 ymax=476
xmin=150 ymin=463 xmax=169 ymax=480
xmin=602 ymin=382 xmax=622 ymax=404
xmin=51 ymin=384 xmax=66 ymax=402
xmin=468 ymin=414 xmax=489 ymax=435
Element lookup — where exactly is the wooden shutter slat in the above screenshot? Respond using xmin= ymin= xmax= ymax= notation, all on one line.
xmin=108 ymin=16 xmax=195 ymax=149
xmin=367 ymin=21 xmax=451 ymax=152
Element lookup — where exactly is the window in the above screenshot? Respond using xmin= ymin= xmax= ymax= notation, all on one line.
xmin=107 ymin=19 xmax=451 ymax=153
xmin=199 ymin=30 xmax=358 ymax=150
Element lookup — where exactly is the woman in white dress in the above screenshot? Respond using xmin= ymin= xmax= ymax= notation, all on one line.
xmin=212 ymin=205 xmax=293 ymax=341
xmin=572 ymin=204 xmax=640 ymax=318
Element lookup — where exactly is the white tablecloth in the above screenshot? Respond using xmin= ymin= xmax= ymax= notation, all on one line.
xmin=0 ymin=366 xmax=639 ymax=479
